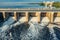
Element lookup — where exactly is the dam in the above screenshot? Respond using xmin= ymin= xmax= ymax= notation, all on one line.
xmin=0 ymin=8 xmax=60 ymax=24
xmin=0 ymin=8 xmax=60 ymax=40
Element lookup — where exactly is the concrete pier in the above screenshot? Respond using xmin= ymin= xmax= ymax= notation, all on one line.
xmin=14 ymin=12 xmax=17 ymax=21
xmin=36 ymin=12 xmax=41 ymax=23
xmin=50 ymin=12 xmax=54 ymax=23
xmin=46 ymin=12 xmax=51 ymax=21
xmin=2 ymin=12 xmax=6 ymax=19
xmin=57 ymin=12 xmax=60 ymax=17
xmin=2 ymin=12 xmax=9 ymax=20
xmin=25 ymin=12 xmax=29 ymax=22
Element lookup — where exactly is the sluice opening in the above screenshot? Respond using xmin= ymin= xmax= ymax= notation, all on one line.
xmin=54 ymin=12 xmax=60 ymax=23
xmin=0 ymin=12 xmax=4 ymax=22
xmin=17 ymin=12 xmax=26 ymax=19
xmin=41 ymin=12 xmax=50 ymax=22
xmin=29 ymin=12 xmax=36 ymax=17
xmin=5 ymin=12 xmax=14 ymax=17
xmin=16 ymin=12 xmax=28 ymax=23
xmin=41 ymin=12 xmax=46 ymax=17
xmin=29 ymin=12 xmax=37 ymax=22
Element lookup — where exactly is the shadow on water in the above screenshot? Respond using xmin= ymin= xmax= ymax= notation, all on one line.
xmin=0 ymin=13 xmax=4 ymax=26
xmin=53 ymin=27 xmax=60 ymax=40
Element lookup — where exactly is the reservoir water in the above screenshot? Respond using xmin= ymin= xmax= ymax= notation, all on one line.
xmin=0 ymin=0 xmax=60 ymax=8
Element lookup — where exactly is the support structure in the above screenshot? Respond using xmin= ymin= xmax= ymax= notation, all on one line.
xmin=2 ymin=12 xmax=5 ymax=19
xmin=2 ymin=12 xmax=8 ymax=20
xmin=36 ymin=12 xmax=41 ymax=23
xmin=1 ymin=10 xmax=60 ymax=23
xmin=25 ymin=12 xmax=28 ymax=22
xmin=14 ymin=12 xmax=17 ymax=21
xmin=46 ymin=12 xmax=51 ymax=23
xmin=57 ymin=12 xmax=60 ymax=17
xmin=50 ymin=12 xmax=54 ymax=23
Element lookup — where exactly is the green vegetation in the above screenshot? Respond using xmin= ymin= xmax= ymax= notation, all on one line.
xmin=38 ymin=3 xmax=45 ymax=6
xmin=53 ymin=2 xmax=60 ymax=8
xmin=38 ymin=2 xmax=60 ymax=8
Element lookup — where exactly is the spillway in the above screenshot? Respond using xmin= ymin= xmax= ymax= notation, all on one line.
xmin=0 ymin=8 xmax=60 ymax=40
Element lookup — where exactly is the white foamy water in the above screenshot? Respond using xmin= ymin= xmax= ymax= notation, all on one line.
xmin=0 ymin=17 xmax=16 ymax=39
xmin=54 ymin=17 xmax=60 ymax=23
xmin=20 ymin=19 xmax=49 ymax=40
xmin=41 ymin=17 xmax=50 ymax=23
xmin=1 ymin=17 xmax=27 ymax=31
xmin=2 ymin=17 xmax=15 ymax=26
xmin=0 ymin=17 xmax=26 ymax=39
xmin=29 ymin=17 xmax=39 ymax=22
xmin=47 ymin=24 xmax=59 ymax=40
xmin=0 ymin=17 xmax=16 ymax=31
xmin=0 ymin=16 xmax=60 ymax=40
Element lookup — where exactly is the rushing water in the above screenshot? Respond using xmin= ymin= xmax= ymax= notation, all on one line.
xmin=0 ymin=17 xmax=60 ymax=40
xmin=47 ymin=24 xmax=59 ymax=40
xmin=0 ymin=17 xmax=58 ymax=40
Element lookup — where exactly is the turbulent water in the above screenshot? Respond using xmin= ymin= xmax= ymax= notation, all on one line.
xmin=0 ymin=17 xmax=60 ymax=40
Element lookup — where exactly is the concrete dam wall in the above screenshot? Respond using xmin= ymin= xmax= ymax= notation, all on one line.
xmin=0 ymin=8 xmax=60 ymax=24
xmin=0 ymin=9 xmax=60 ymax=23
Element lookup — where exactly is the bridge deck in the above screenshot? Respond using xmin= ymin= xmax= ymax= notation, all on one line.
xmin=0 ymin=8 xmax=60 ymax=12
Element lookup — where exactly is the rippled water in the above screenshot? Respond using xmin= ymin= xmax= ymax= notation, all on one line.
xmin=0 ymin=4 xmax=44 ymax=8
xmin=0 ymin=0 xmax=60 ymax=2
xmin=0 ymin=0 xmax=60 ymax=8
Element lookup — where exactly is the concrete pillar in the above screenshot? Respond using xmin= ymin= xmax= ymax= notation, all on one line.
xmin=57 ymin=12 xmax=60 ymax=17
xmin=2 ymin=12 xmax=6 ymax=19
xmin=46 ymin=12 xmax=51 ymax=21
xmin=36 ymin=12 xmax=41 ymax=23
xmin=25 ymin=12 xmax=28 ymax=22
xmin=46 ymin=12 xmax=49 ymax=17
xmin=50 ymin=12 xmax=54 ymax=23
xmin=14 ymin=12 xmax=17 ymax=21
